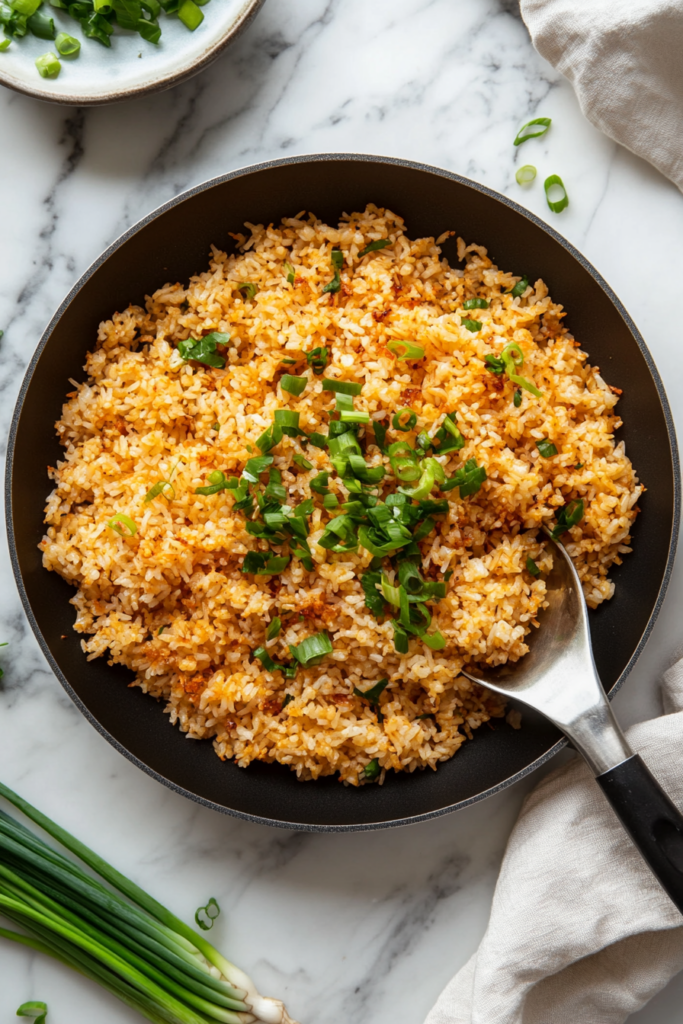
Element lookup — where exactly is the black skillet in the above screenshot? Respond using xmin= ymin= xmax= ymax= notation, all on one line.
xmin=6 ymin=155 xmax=680 ymax=832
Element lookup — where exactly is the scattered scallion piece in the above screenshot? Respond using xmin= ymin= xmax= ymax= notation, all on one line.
xmin=280 ymin=374 xmax=307 ymax=397
xmin=322 ymin=248 xmax=343 ymax=294
xmin=515 ymin=164 xmax=537 ymax=185
xmin=194 ymin=897 xmax=220 ymax=931
xmin=544 ymin=174 xmax=569 ymax=213
xmin=462 ymin=297 xmax=489 ymax=310
xmin=536 ymin=439 xmax=558 ymax=458
xmin=513 ymin=116 xmax=552 ymax=146
xmin=253 ymin=646 xmax=297 ymax=678
xmin=509 ymin=276 xmax=529 ymax=298
xmin=526 ymin=556 xmax=541 ymax=577
xmin=306 ymin=346 xmax=329 ymax=375
xmin=513 ymin=389 xmax=522 ymax=408
xmin=551 ymin=499 xmax=584 ymax=539
xmin=323 ymin=493 xmax=339 ymax=509
xmin=195 ymin=469 xmax=232 ymax=495
xmin=238 ymin=282 xmax=258 ymax=300
xmin=158 ymin=625 xmax=167 ymax=635
xmin=322 ymin=378 xmax=362 ymax=396
xmin=106 ymin=513 xmax=136 ymax=537
xmin=362 ymin=758 xmax=381 ymax=781
xmin=485 ymin=341 xmax=542 ymax=398
xmin=282 ymin=694 xmax=294 ymax=709
xmin=441 ymin=457 xmax=487 ymax=498
xmin=386 ymin=340 xmax=425 ymax=361
xmin=461 ymin=318 xmax=482 ymax=333
xmin=177 ymin=331 xmax=229 ymax=369
xmin=211 ymin=422 xmax=220 ymax=431
xmin=293 ymin=453 xmax=313 ymax=470
xmin=16 ymin=1003 xmax=48 ymax=1024
xmin=392 ymin=408 xmax=417 ymax=432
xmin=284 ymin=261 xmax=295 ymax=284
xmin=423 ymin=630 xmax=447 ymax=650
xmin=289 ymin=631 xmax=333 ymax=667
xmin=358 ymin=239 xmax=391 ymax=258
xmin=242 ymin=552 xmax=290 ymax=575
xmin=266 ymin=617 xmax=282 ymax=641
xmin=55 ymin=30 xmax=80 ymax=55
xmin=354 ymin=678 xmax=388 ymax=707
xmin=178 ymin=0 xmax=203 ymax=29
xmin=144 ymin=479 xmax=175 ymax=502
xmin=35 ymin=51 xmax=60 ymax=77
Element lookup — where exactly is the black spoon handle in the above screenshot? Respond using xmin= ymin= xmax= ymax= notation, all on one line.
xmin=597 ymin=754 xmax=683 ymax=914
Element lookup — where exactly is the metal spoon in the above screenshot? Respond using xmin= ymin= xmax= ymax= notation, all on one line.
xmin=462 ymin=528 xmax=683 ymax=912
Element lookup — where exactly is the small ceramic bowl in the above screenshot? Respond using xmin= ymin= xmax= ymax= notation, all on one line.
xmin=0 ymin=0 xmax=264 ymax=105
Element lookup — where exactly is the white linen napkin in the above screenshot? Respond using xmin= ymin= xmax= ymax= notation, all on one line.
xmin=520 ymin=0 xmax=683 ymax=193
xmin=425 ymin=656 xmax=683 ymax=1024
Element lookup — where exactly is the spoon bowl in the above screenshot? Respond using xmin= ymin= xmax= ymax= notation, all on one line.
xmin=464 ymin=529 xmax=683 ymax=911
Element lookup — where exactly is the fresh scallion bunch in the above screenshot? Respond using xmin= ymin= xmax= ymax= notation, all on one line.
xmin=0 ymin=781 xmax=297 ymax=1024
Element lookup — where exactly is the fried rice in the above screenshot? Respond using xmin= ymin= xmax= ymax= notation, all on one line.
xmin=41 ymin=204 xmax=641 ymax=785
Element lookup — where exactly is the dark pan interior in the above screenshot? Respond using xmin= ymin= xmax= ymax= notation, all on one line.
xmin=7 ymin=155 xmax=679 ymax=830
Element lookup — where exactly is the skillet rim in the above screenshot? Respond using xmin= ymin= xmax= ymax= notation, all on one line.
xmin=6 ymin=152 xmax=680 ymax=832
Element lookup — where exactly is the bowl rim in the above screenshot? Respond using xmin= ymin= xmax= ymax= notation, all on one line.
xmin=0 ymin=0 xmax=264 ymax=107
xmin=6 ymin=152 xmax=680 ymax=831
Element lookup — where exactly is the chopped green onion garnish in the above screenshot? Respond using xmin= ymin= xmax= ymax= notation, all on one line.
xmin=526 ymin=556 xmax=541 ymax=576
xmin=358 ymin=239 xmax=391 ymax=258
xmin=293 ymin=453 xmax=313 ymax=470
xmin=0 ymin=38 xmax=11 ymax=51
xmin=516 ymin=164 xmax=537 ymax=185
xmin=441 ymin=457 xmax=487 ymax=498
xmin=513 ymin=389 xmax=522 ymax=407
xmin=158 ymin=625 xmax=167 ymax=635
xmin=513 ymin=116 xmax=551 ymax=146
xmin=194 ymin=897 xmax=220 ymax=931
xmin=536 ymin=439 xmax=558 ymax=458
xmin=284 ymin=261 xmax=295 ymax=284
xmin=242 ymin=552 xmax=290 ymax=575
xmin=461 ymin=318 xmax=482 ymax=332
xmin=107 ymin=513 xmax=136 ymax=536
xmin=282 ymin=693 xmax=294 ymax=708
xmin=544 ymin=174 xmax=569 ymax=213
xmin=289 ymin=631 xmax=333 ymax=666
xmin=178 ymin=0 xmax=203 ymax=29
xmin=362 ymin=758 xmax=381 ymax=781
xmin=238 ymin=282 xmax=258 ymax=300
xmin=195 ymin=469 xmax=231 ymax=495
xmin=361 ymin=569 xmax=384 ymax=617
xmin=280 ymin=374 xmax=308 ymax=396
xmin=423 ymin=630 xmax=447 ymax=650
xmin=509 ymin=276 xmax=529 ymax=298
xmin=462 ymin=298 xmax=489 ymax=310
xmin=444 ymin=569 xmax=453 ymax=582
xmin=322 ymin=378 xmax=362 ymax=396
xmin=306 ymin=346 xmax=329 ymax=375
xmin=211 ymin=422 xmax=220 ymax=431
xmin=16 ymin=1003 xmax=47 ymax=1024
xmin=253 ymin=646 xmax=297 ymax=677
xmin=323 ymin=493 xmax=339 ymax=509
xmin=177 ymin=331 xmax=229 ymax=369
xmin=35 ymin=51 xmax=60 ymax=77
xmin=144 ymin=479 xmax=175 ymax=502
xmin=354 ymin=678 xmax=388 ymax=705
xmin=392 ymin=408 xmax=417 ymax=431
xmin=551 ymin=498 xmax=584 ymax=539
xmin=322 ymin=248 xmax=344 ymax=294
xmin=386 ymin=340 xmax=425 ymax=362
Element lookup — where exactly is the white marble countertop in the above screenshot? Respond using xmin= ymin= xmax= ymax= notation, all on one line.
xmin=2 ymin=1 xmax=683 ymax=1022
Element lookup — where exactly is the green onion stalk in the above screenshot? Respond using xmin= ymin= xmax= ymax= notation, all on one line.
xmin=0 ymin=782 xmax=298 ymax=1024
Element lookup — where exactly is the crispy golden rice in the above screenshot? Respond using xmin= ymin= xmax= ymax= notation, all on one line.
xmin=42 ymin=205 xmax=640 ymax=784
